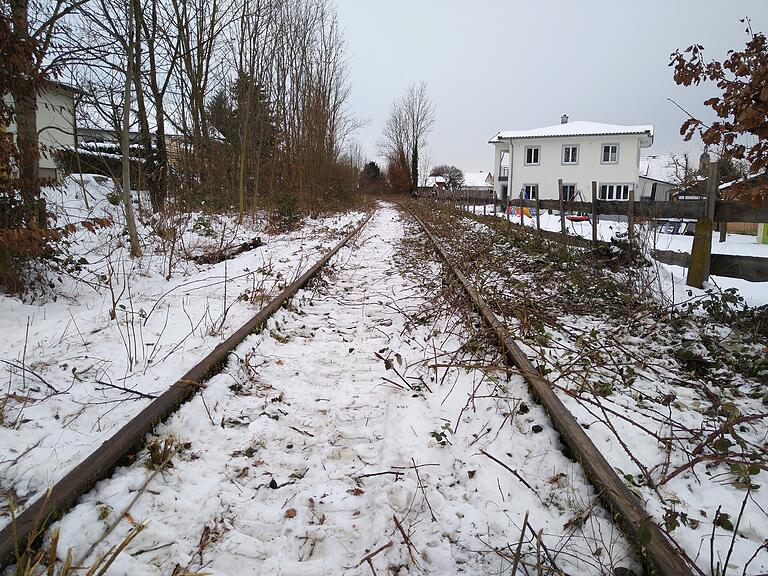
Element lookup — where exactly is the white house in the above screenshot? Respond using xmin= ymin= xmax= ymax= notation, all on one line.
xmin=3 ymin=81 xmax=76 ymax=180
xmin=638 ymin=155 xmax=680 ymax=201
xmin=462 ymin=171 xmax=494 ymax=197
xmin=489 ymin=116 xmax=654 ymax=203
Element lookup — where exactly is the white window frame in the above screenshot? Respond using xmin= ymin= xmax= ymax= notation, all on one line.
xmin=599 ymin=183 xmax=631 ymax=201
xmin=523 ymin=184 xmax=538 ymax=199
xmin=561 ymin=144 xmax=579 ymax=165
xmin=601 ymin=143 xmax=620 ymax=164
xmin=524 ymin=146 xmax=540 ymax=166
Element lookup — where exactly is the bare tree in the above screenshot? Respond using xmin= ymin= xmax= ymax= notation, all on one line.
xmin=121 ymin=0 xmax=141 ymax=256
xmin=8 ymin=0 xmax=86 ymax=216
xmin=379 ymin=82 xmax=435 ymax=191
xmin=403 ymin=82 xmax=435 ymax=192
xmin=430 ymin=164 xmax=464 ymax=191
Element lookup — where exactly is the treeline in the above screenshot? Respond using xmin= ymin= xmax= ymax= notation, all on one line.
xmin=65 ymin=0 xmax=360 ymax=217
xmin=2 ymin=0 xmax=367 ymax=290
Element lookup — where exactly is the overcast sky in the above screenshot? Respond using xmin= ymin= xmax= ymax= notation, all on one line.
xmin=334 ymin=0 xmax=768 ymax=173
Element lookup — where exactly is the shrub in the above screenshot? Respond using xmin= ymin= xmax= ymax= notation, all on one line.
xmin=269 ymin=196 xmax=302 ymax=233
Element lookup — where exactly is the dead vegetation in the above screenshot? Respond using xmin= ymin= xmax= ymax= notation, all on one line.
xmin=403 ymin=198 xmax=768 ymax=575
xmin=385 ymin=203 xmax=639 ymax=574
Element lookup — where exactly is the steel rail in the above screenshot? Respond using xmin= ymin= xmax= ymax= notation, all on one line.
xmin=0 ymin=212 xmax=374 ymax=568
xmin=411 ymin=212 xmax=694 ymax=576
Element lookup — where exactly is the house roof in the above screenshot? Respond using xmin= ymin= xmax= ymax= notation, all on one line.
xmin=719 ymin=173 xmax=763 ymax=190
xmin=489 ymin=120 xmax=654 ymax=143
xmin=424 ymin=176 xmax=446 ymax=187
xmin=463 ymin=171 xmax=492 ymax=188
xmin=639 ymin=155 xmax=680 ymax=185
xmin=46 ymin=79 xmax=83 ymax=95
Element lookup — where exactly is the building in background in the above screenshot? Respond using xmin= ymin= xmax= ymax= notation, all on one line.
xmin=462 ymin=171 xmax=494 ymax=198
xmin=638 ymin=155 xmax=679 ymax=201
xmin=489 ymin=116 xmax=654 ymax=203
xmin=2 ymin=81 xmax=77 ymax=180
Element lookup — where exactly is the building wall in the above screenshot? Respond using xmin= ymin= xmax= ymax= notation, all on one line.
xmin=493 ymin=133 xmax=646 ymax=201
xmin=637 ymin=177 xmax=674 ymax=201
xmin=4 ymin=85 xmax=75 ymax=178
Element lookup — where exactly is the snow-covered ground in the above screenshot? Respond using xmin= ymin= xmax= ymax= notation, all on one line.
xmin=0 ymin=176 xmax=365 ymax=528
xmin=5 ymin=205 xmax=639 ymax=575
xmin=416 ymin=203 xmax=768 ymax=575
xmin=467 ymin=204 xmax=768 ymax=307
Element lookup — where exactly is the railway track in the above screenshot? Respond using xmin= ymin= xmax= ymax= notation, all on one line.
xmin=3 ymin=203 xmax=731 ymax=574
xmin=0 ymin=212 xmax=373 ymax=569
xmin=410 ymin=211 xmax=695 ymax=576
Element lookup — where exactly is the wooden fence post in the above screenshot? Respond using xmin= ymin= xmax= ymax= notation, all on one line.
xmin=558 ymin=179 xmax=566 ymax=235
xmin=591 ymin=181 xmax=598 ymax=245
xmin=687 ymin=159 xmax=718 ymax=288
xmin=628 ymin=187 xmax=635 ymax=244
xmin=719 ymin=222 xmax=727 ymax=243
xmin=519 ymin=189 xmax=525 ymax=227
xmin=535 ymin=193 xmax=541 ymax=231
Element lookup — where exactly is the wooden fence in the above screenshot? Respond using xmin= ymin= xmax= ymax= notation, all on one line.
xmin=434 ymin=178 xmax=768 ymax=285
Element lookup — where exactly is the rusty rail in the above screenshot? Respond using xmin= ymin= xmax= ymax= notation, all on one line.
xmin=0 ymin=212 xmax=373 ymax=568
xmin=411 ymin=212 xmax=694 ymax=576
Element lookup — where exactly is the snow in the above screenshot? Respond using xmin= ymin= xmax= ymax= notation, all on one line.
xmin=3 ymin=189 xmax=765 ymax=575
xmin=461 ymin=171 xmax=492 ymax=189
xmin=470 ymin=205 xmax=768 ymax=307
xmin=4 ymin=203 xmax=638 ymax=575
xmin=423 ymin=176 xmax=446 ymax=187
xmin=422 ymin=208 xmax=768 ymax=575
xmin=0 ymin=175 xmax=365 ymax=529
xmin=720 ymin=173 xmax=763 ymax=190
xmin=490 ymin=120 xmax=654 ymax=142
xmin=639 ymin=154 xmax=681 ymax=184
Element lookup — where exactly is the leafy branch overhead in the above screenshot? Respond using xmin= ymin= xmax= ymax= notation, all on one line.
xmin=669 ymin=18 xmax=768 ymax=174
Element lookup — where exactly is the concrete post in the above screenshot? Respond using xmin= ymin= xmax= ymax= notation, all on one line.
xmin=759 ymin=222 xmax=768 ymax=245
xmin=687 ymin=160 xmax=719 ymax=288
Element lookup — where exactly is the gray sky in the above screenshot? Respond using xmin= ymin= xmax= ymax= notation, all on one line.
xmin=335 ymin=0 xmax=768 ymax=172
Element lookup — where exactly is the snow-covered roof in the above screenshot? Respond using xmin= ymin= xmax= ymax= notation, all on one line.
xmin=424 ymin=176 xmax=446 ymax=187
xmin=719 ymin=173 xmax=763 ymax=190
xmin=463 ymin=171 xmax=492 ymax=188
xmin=489 ymin=120 xmax=654 ymax=143
xmin=639 ymin=155 xmax=680 ymax=185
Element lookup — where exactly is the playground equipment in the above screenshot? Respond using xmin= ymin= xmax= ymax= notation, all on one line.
xmin=566 ymin=188 xmax=591 ymax=223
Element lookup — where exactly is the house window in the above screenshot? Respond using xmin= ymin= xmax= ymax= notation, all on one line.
xmin=562 ymin=145 xmax=579 ymax=165
xmin=561 ymin=184 xmax=576 ymax=201
xmin=524 ymin=146 xmax=540 ymax=166
xmin=599 ymin=184 xmax=631 ymax=201
xmin=601 ymin=144 xmax=619 ymax=164
xmin=523 ymin=184 xmax=538 ymax=199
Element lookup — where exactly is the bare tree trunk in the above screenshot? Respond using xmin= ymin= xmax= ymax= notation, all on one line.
xmin=10 ymin=0 xmax=41 ymax=223
xmin=130 ymin=0 xmax=154 ymax=211
xmin=122 ymin=0 xmax=141 ymax=257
